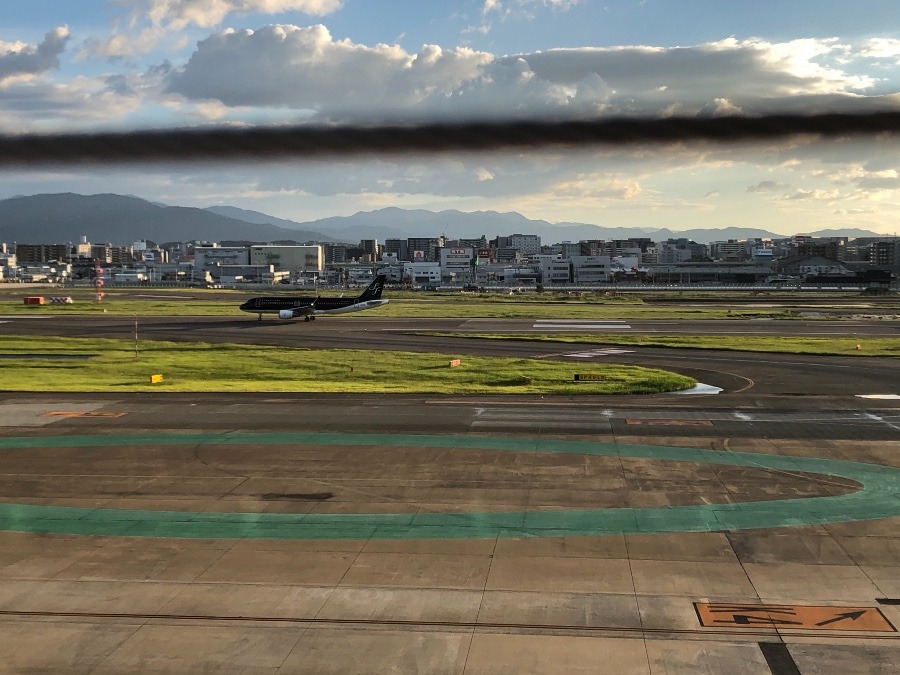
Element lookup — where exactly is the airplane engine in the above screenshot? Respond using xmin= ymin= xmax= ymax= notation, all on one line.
xmin=278 ymin=309 xmax=296 ymax=320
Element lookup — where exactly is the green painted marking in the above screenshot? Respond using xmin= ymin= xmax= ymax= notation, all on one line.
xmin=1 ymin=432 xmax=898 ymax=540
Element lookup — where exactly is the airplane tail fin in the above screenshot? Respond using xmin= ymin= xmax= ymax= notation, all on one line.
xmin=358 ymin=275 xmax=386 ymax=301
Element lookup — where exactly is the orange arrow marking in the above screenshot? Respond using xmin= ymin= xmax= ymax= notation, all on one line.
xmin=695 ymin=603 xmax=895 ymax=632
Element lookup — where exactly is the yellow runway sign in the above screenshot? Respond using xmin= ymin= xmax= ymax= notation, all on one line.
xmin=695 ymin=602 xmax=895 ymax=632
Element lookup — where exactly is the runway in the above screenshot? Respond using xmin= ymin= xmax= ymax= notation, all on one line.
xmin=0 ymin=314 xmax=898 ymax=672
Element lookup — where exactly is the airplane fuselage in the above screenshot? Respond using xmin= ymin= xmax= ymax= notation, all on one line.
xmin=239 ymin=276 xmax=388 ymax=321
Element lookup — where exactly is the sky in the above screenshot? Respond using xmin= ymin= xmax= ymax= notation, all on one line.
xmin=1 ymin=0 xmax=900 ymax=237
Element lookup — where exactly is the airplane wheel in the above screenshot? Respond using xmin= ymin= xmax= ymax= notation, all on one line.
xmin=310 ymin=316 xmax=316 ymax=321
xmin=304 ymin=316 xmax=310 ymax=322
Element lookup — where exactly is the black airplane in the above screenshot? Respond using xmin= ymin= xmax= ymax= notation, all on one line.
xmin=240 ymin=275 xmax=388 ymax=322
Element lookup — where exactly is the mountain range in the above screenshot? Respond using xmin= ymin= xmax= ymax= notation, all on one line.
xmin=0 ymin=193 xmax=887 ymax=247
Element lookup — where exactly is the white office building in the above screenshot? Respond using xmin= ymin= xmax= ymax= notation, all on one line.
xmin=541 ymin=259 xmax=572 ymax=284
xmin=440 ymin=247 xmax=474 ymax=281
xmin=403 ymin=262 xmax=442 ymax=284
xmin=194 ymin=246 xmax=250 ymax=275
xmin=570 ymin=255 xmax=612 ymax=283
xmin=250 ymin=245 xmax=324 ymax=275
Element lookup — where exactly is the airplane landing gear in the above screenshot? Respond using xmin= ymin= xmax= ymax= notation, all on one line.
xmin=257 ymin=314 xmax=262 ymax=322
xmin=304 ymin=316 xmax=311 ymax=322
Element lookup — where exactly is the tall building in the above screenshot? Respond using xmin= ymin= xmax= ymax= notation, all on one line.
xmin=578 ymin=240 xmax=606 ymax=256
xmin=798 ymin=239 xmax=843 ymax=260
xmin=870 ymin=239 xmax=900 ymax=266
xmin=384 ymin=238 xmax=408 ymax=261
xmin=13 ymin=244 xmax=70 ymax=263
xmin=407 ymin=237 xmax=440 ymax=262
xmin=709 ymin=240 xmax=747 ymax=261
xmin=323 ymin=243 xmax=350 ymax=265
xmin=494 ymin=234 xmax=541 ymax=256
xmin=358 ymin=239 xmax=380 ymax=262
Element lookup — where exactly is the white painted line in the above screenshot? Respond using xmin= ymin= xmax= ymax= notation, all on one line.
xmin=733 ymin=412 xmax=754 ymax=421
xmin=475 ymin=412 xmax=610 ymax=421
xmin=565 ymin=348 xmax=635 ymax=358
xmin=672 ymin=383 xmax=723 ymax=395
xmin=533 ymin=319 xmax=628 ymax=324
xmin=856 ymin=394 xmax=900 ymax=400
xmin=863 ymin=411 xmax=900 ymax=432
xmin=471 ymin=420 xmax=607 ymax=429
xmin=532 ymin=324 xmax=632 ymax=329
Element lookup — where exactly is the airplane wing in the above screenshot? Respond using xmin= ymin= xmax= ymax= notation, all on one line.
xmin=278 ymin=299 xmax=318 ymax=319
xmin=289 ymin=303 xmax=316 ymax=317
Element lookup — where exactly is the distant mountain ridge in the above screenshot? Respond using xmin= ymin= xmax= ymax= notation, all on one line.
xmin=0 ymin=194 xmax=329 ymax=245
xmin=0 ymin=193 xmax=887 ymax=246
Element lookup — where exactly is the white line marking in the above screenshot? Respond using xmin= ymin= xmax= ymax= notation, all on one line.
xmin=733 ymin=412 xmax=754 ymax=421
xmin=863 ymin=412 xmax=900 ymax=432
xmin=533 ymin=319 xmax=628 ymax=324
xmin=532 ymin=324 xmax=632 ymax=330
xmin=471 ymin=420 xmax=607 ymax=429
xmin=671 ymin=383 xmax=723 ymax=395
xmin=565 ymin=348 xmax=635 ymax=358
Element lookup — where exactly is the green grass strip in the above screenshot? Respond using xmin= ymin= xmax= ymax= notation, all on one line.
xmin=0 ymin=335 xmax=693 ymax=394
xmin=436 ymin=333 xmax=900 ymax=357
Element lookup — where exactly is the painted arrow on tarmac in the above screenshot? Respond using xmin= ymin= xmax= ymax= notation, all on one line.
xmin=814 ymin=610 xmax=868 ymax=627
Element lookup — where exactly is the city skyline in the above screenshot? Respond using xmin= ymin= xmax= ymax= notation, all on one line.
xmin=1 ymin=2 xmax=899 ymax=234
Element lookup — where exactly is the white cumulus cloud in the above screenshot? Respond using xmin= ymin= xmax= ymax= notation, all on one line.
xmin=82 ymin=0 xmax=343 ymax=58
xmin=142 ymin=0 xmax=343 ymax=30
xmin=167 ymin=24 xmax=494 ymax=114
xmin=163 ymin=31 xmax=897 ymax=124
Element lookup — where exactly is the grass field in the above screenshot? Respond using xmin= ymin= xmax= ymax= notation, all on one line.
xmin=438 ymin=333 xmax=900 ymax=357
xmin=2 ymin=284 xmax=897 ymax=320
xmin=0 ymin=335 xmax=695 ymax=394
xmin=0 ymin=295 xmax=801 ymax=320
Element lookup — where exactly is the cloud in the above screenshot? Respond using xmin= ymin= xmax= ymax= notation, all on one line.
xmin=483 ymin=0 xmax=582 ymax=16
xmin=0 ymin=27 xmax=69 ymax=86
xmin=551 ymin=172 xmax=643 ymax=201
xmin=140 ymin=0 xmax=343 ymax=30
xmin=165 ymin=31 xmax=896 ymax=124
xmin=703 ymin=190 xmax=719 ymax=198
xmin=0 ymin=77 xmax=147 ymax=132
xmin=475 ymin=167 xmax=495 ymax=181
xmin=778 ymin=188 xmax=840 ymax=201
xmin=167 ymin=24 xmax=495 ymax=114
xmin=859 ymin=38 xmax=900 ymax=60
xmin=747 ymin=180 xmax=793 ymax=193
xmin=81 ymin=0 xmax=343 ymax=58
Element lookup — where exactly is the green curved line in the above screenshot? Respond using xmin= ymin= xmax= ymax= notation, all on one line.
xmin=0 ymin=432 xmax=898 ymax=539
